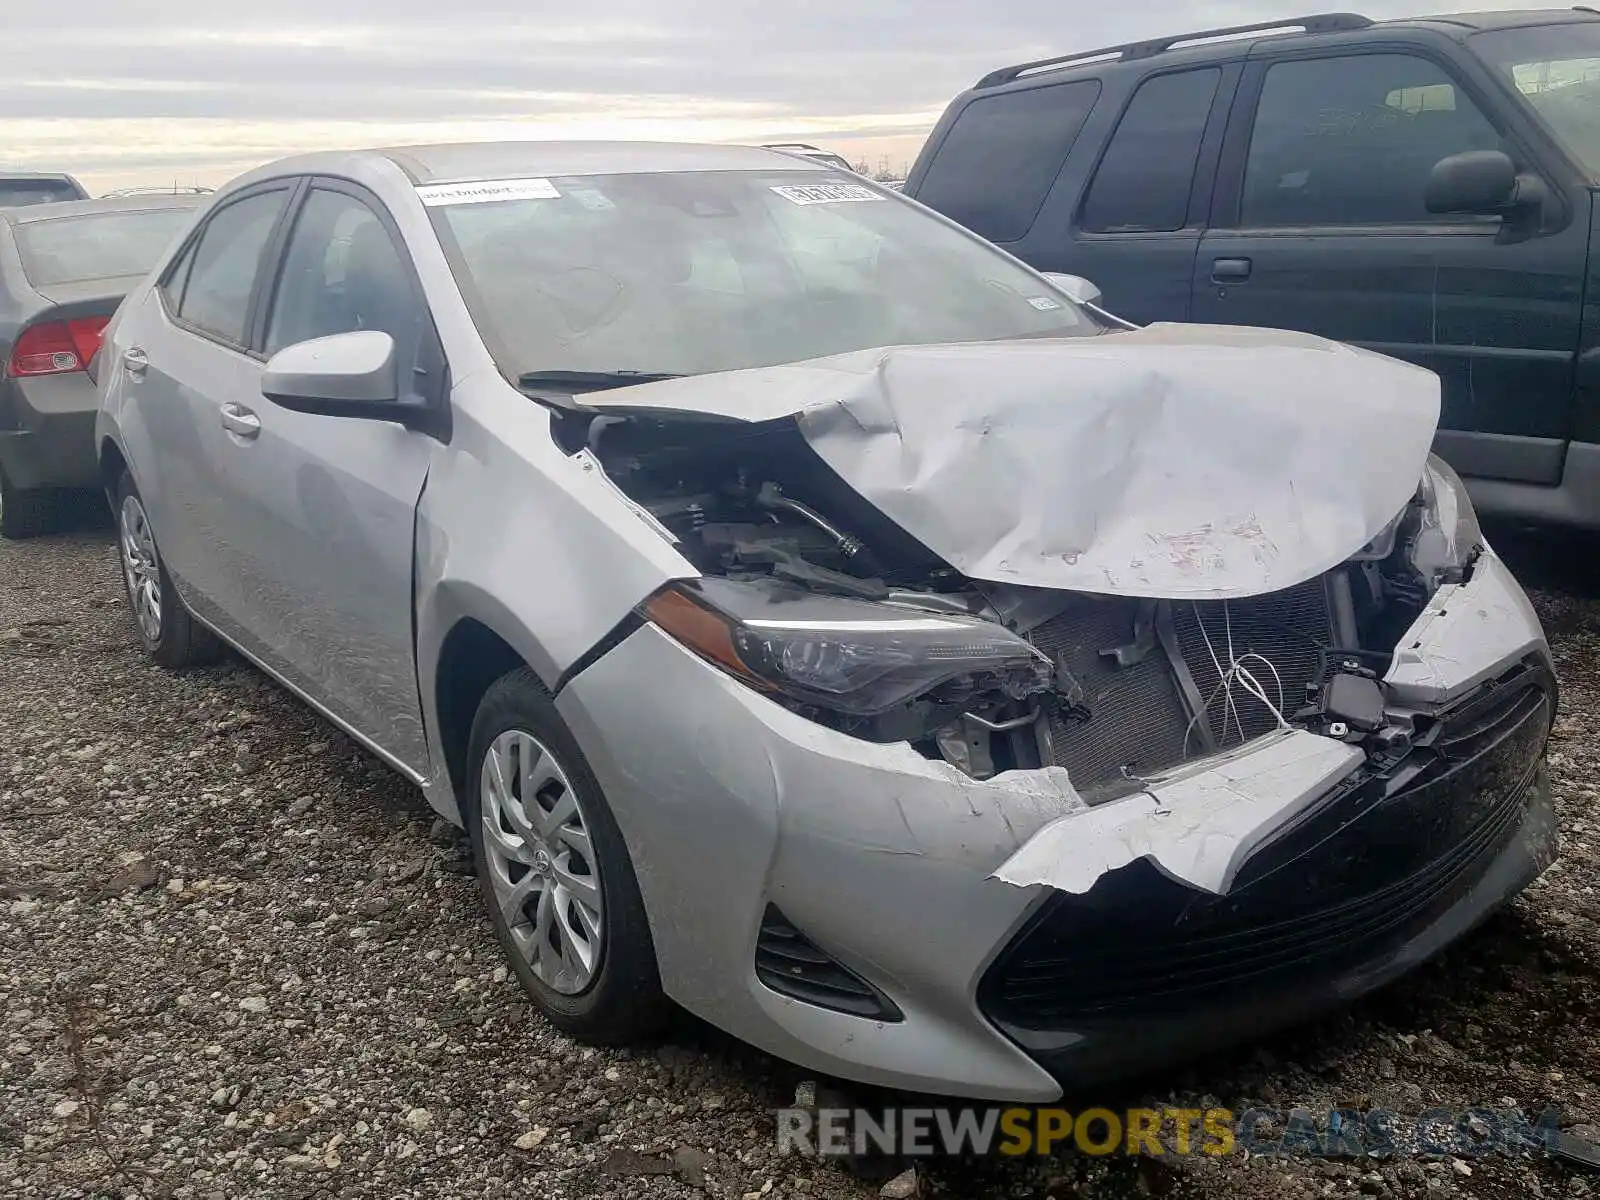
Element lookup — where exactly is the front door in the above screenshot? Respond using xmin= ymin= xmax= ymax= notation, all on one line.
xmin=208 ymin=180 xmax=441 ymax=773
xmin=1191 ymin=47 xmax=1588 ymax=486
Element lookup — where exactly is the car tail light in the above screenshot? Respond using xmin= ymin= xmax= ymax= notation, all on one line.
xmin=7 ymin=317 xmax=111 ymax=377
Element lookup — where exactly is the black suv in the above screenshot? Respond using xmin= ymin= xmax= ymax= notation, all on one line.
xmin=905 ymin=9 xmax=1600 ymax=530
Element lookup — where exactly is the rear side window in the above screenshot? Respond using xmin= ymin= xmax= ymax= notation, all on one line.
xmin=0 ymin=180 xmax=81 ymax=207
xmin=175 ymin=190 xmax=289 ymax=345
xmin=14 ymin=208 xmax=196 ymax=287
xmin=1080 ymin=68 xmax=1222 ymax=233
xmin=916 ymin=80 xmax=1101 ymax=242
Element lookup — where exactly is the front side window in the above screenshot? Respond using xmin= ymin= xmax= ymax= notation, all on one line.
xmin=428 ymin=170 xmax=1102 ymax=382
xmin=177 ymin=189 xmax=289 ymax=345
xmin=1242 ymin=54 xmax=1502 ymax=227
xmin=1474 ymin=22 xmax=1600 ymax=177
xmin=14 ymin=207 xmax=196 ymax=288
xmin=265 ymin=188 xmax=419 ymax=355
xmin=915 ymin=81 xmax=1103 ymax=242
xmin=1080 ymin=68 xmax=1222 ymax=234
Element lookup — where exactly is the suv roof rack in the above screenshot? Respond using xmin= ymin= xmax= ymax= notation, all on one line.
xmin=762 ymin=143 xmax=827 ymax=152
xmin=975 ymin=12 xmax=1374 ymax=88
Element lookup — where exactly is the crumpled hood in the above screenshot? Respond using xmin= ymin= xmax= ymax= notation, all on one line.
xmin=582 ymin=323 xmax=1442 ymax=598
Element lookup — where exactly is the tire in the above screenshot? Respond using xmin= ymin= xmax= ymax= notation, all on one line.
xmin=464 ymin=666 xmax=668 ymax=1043
xmin=113 ymin=470 xmax=222 ymax=669
xmin=0 ymin=465 xmax=58 ymax=539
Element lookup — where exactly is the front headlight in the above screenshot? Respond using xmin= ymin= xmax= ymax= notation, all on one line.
xmin=1407 ymin=454 xmax=1484 ymax=591
xmin=641 ymin=578 xmax=1053 ymax=728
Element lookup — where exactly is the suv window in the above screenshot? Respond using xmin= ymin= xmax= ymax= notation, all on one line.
xmin=1242 ymin=54 xmax=1502 ymax=228
xmin=1080 ymin=68 xmax=1222 ymax=233
xmin=176 ymin=190 xmax=289 ymax=344
xmin=916 ymin=80 xmax=1101 ymax=242
xmin=265 ymin=188 xmax=419 ymax=355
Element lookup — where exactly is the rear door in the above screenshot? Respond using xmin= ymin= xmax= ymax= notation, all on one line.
xmin=1191 ymin=45 xmax=1588 ymax=486
xmin=123 ymin=182 xmax=296 ymax=635
xmin=1043 ymin=64 xmax=1239 ymax=325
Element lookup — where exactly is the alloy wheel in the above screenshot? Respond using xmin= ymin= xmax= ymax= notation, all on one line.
xmin=479 ymin=729 xmax=604 ymax=994
xmin=118 ymin=494 xmax=163 ymax=642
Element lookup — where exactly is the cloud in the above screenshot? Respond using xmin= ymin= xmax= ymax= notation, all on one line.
xmin=0 ymin=0 xmax=1567 ymax=190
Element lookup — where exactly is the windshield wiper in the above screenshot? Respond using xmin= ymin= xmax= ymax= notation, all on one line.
xmin=516 ymin=369 xmax=681 ymax=392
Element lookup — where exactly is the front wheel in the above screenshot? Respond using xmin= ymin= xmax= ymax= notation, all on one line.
xmin=464 ymin=667 xmax=667 ymax=1042
xmin=114 ymin=471 xmax=221 ymax=669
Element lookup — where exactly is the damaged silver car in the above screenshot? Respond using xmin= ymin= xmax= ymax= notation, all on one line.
xmin=95 ymin=142 xmax=1557 ymax=1102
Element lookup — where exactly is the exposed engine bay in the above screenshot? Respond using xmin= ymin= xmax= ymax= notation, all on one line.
xmin=561 ymin=409 xmax=1474 ymax=801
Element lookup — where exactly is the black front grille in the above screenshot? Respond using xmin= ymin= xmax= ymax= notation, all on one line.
xmin=980 ymin=666 xmax=1552 ymax=1029
xmin=1027 ymin=581 xmax=1334 ymax=797
xmin=755 ymin=907 xmax=902 ymax=1021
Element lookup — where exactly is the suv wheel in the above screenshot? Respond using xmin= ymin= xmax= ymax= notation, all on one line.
xmin=464 ymin=667 xmax=667 ymax=1042
xmin=114 ymin=470 xmax=222 ymax=668
xmin=0 ymin=465 xmax=57 ymax=539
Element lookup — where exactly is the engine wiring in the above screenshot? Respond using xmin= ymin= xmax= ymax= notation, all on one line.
xmin=1182 ymin=600 xmax=1293 ymax=756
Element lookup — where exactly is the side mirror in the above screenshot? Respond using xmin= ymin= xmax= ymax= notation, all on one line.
xmin=1041 ymin=272 xmax=1104 ymax=307
xmin=262 ymin=330 xmax=403 ymax=418
xmin=1425 ymin=150 xmax=1542 ymax=216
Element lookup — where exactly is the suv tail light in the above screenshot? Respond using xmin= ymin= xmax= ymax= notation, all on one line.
xmin=7 ymin=317 xmax=111 ymax=377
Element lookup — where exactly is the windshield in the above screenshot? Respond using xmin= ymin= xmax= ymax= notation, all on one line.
xmin=0 ymin=180 xmax=81 ymax=207
xmin=1474 ymin=23 xmax=1600 ymax=176
xmin=425 ymin=170 xmax=1098 ymax=380
xmin=15 ymin=207 xmax=195 ymax=287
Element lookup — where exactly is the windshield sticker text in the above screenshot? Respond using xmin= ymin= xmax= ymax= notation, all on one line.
xmin=770 ymin=183 xmax=884 ymax=205
xmin=416 ymin=178 xmax=561 ymax=207
xmin=1027 ymin=296 xmax=1063 ymax=311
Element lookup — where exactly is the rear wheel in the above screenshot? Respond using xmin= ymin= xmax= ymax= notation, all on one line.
xmin=114 ymin=470 xmax=221 ymax=668
xmin=464 ymin=667 xmax=667 ymax=1042
xmin=0 ymin=465 xmax=58 ymax=539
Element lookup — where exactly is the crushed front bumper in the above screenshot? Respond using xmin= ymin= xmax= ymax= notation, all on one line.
xmin=555 ymin=549 xmax=1556 ymax=1101
xmin=981 ymin=657 xmax=1556 ymax=1090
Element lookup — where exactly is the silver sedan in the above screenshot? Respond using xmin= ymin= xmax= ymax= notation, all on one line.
xmin=96 ymin=141 xmax=1557 ymax=1101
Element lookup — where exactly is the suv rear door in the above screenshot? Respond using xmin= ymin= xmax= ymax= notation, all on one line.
xmin=1191 ymin=41 xmax=1588 ymax=487
xmin=1049 ymin=63 xmax=1239 ymax=325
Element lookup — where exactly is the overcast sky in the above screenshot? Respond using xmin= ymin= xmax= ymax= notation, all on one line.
xmin=0 ymin=0 xmax=1567 ymax=191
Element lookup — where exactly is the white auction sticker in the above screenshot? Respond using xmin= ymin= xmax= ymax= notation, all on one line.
xmin=770 ymin=183 xmax=884 ymax=205
xmin=416 ymin=178 xmax=561 ymax=207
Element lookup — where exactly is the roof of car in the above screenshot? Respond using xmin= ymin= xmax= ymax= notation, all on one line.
xmin=1388 ymin=8 xmax=1600 ymax=33
xmin=229 ymin=141 xmax=830 ymax=191
xmin=0 ymin=172 xmax=81 ymax=183
xmin=972 ymin=8 xmax=1600 ymax=89
xmin=0 ymin=193 xmax=206 ymax=226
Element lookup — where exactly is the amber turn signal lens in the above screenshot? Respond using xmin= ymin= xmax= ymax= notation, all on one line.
xmin=641 ymin=587 xmax=774 ymax=691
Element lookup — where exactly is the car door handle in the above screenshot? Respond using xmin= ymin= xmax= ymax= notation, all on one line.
xmin=1211 ymin=257 xmax=1252 ymax=284
xmin=220 ymin=403 xmax=261 ymax=440
xmin=121 ymin=347 xmax=149 ymax=376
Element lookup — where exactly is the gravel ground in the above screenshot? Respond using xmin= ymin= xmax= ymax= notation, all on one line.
xmin=2 ymin=519 xmax=1598 ymax=1200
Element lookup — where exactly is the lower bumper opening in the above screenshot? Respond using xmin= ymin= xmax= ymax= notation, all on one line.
xmin=756 ymin=905 xmax=903 ymax=1022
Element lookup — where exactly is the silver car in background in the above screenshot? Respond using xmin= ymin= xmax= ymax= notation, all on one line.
xmin=96 ymin=142 xmax=1556 ymax=1101
xmin=0 ymin=195 xmax=203 ymax=536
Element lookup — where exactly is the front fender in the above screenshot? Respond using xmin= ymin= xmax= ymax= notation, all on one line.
xmin=413 ymin=381 xmax=697 ymax=812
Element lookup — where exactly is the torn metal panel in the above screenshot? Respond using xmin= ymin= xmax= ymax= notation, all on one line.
xmin=1382 ymin=549 xmax=1551 ymax=706
xmin=990 ymin=729 xmax=1365 ymax=896
xmin=574 ymin=323 xmax=1441 ymax=599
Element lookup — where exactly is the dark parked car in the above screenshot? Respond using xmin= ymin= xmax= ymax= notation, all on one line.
xmin=906 ymin=8 xmax=1600 ymax=530
xmin=0 ymin=173 xmax=90 ymax=207
xmin=0 ymin=194 xmax=202 ymax=536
